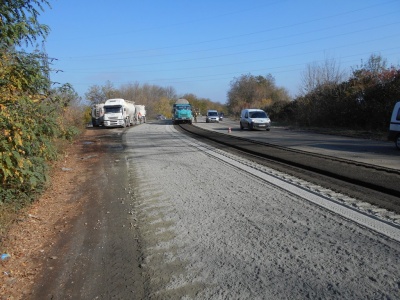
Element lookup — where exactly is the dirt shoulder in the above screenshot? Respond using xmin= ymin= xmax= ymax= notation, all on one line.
xmin=0 ymin=128 xmax=115 ymax=299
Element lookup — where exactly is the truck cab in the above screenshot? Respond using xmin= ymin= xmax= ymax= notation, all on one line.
xmin=103 ymin=98 xmax=135 ymax=128
xmin=389 ymin=101 xmax=400 ymax=149
xmin=172 ymin=99 xmax=193 ymax=125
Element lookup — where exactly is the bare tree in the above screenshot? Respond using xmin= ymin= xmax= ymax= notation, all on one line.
xmin=85 ymin=85 xmax=105 ymax=105
xmin=164 ymin=86 xmax=177 ymax=100
xmin=299 ymin=55 xmax=347 ymax=95
xmin=102 ymin=80 xmax=118 ymax=99
xmin=358 ymin=54 xmax=388 ymax=75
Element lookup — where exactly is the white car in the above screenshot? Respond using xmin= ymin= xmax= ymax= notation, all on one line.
xmin=240 ymin=109 xmax=271 ymax=131
xmin=389 ymin=101 xmax=400 ymax=149
xmin=206 ymin=110 xmax=220 ymax=123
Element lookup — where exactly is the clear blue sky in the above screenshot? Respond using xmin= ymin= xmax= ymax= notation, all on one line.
xmin=34 ymin=0 xmax=400 ymax=103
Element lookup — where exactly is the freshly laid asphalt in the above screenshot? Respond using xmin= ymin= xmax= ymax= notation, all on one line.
xmin=193 ymin=117 xmax=400 ymax=170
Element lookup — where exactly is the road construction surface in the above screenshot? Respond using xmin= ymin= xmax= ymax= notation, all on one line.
xmin=32 ymin=121 xmax=400 ymax=299
xmin=193 ymin=116 xmax=400 ymax=170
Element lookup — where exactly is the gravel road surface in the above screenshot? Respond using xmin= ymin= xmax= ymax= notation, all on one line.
xmin=124 ymin=122 xmax=400 ymax=299
xmin=29 ymin=121 xmax=400 ymax=299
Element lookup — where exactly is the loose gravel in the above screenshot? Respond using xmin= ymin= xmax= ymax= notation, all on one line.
xmin=125 ymin=122 xmax=400 ymax=299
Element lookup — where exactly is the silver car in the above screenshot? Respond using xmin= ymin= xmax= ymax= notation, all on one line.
xmin=206 ymin=110 xmax=220 ymax=123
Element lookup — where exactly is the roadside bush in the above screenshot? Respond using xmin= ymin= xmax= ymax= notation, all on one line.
xmin=0 ymin=0 xmax=85 ymax=238
xmin=0 ymin=98 xmax=59 ymax=206
xmin=59 ymin=106 xmax=86 ymax=140
xmin=0 ymin=95 xmax=86 ymax=240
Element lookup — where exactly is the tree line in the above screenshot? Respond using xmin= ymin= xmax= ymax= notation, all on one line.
xmin=288 ymin=55 xmax=399 ymax=130
xmin=226 ymin=55 xmax=400 ymax=132
xmin=85 ymin=81 xmax=226 ymax=119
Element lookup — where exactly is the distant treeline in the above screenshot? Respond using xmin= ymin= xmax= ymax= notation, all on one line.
xmin=85 ymin=81 xmax=227 ymax=119
xmin=226 ymin=55 xmax=400 ymax=131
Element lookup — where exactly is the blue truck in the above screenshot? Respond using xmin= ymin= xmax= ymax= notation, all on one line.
xmin=172 ymin=98 xmax=193 ymax=125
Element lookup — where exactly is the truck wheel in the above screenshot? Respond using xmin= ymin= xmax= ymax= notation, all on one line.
xmin=396 ymin=134 xmax=400 ymax=150
xmin=240 ymin=122 xmax=243 ymax=130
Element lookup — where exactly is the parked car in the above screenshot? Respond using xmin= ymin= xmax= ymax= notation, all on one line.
xmin=156 ymin=114 xmax=166 ymax=120
xmin=206 ymin=110 xmax=220 ymax=123
xmin=388 ymin=101 xmax=400 ymax=149
xmin=240 ymin=109 xmax=271 ymax=131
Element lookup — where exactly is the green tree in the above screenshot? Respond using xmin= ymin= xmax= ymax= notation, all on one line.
xmin=0 ymin=49 xmax=51 ymax=104
xmin=0 ymin=0 xmax=51 ymax=48
xmin=0 ymin=0 xmax=52 ymax=104
xmin=0 ymin=1 xmax=83 ymax=213
xmin=227 ymin=73 xmax=290 ymax=118
xmin=153 ymin=97 xmax=172 ymax=118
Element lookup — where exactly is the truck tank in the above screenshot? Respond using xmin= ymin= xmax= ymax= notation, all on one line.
xmin=135 ymin=105 xmax=146 ymax=124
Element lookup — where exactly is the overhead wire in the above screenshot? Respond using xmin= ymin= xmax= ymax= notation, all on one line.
xmin=47 ymin=0 xmax=400 ymax=95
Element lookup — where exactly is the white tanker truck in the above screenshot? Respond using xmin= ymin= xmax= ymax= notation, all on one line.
xmin=135 ymin=105 xmax=146 ymax=124
xmin=103 ymin=98 xmax=136 ymax=128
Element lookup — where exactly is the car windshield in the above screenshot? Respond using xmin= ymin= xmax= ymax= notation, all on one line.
xmin=249 ymin=111 xmax=267 ymax=118
xmin=208 ymin=112 xmax=218 ymax=116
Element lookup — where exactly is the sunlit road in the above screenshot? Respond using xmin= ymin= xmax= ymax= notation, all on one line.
xmin=122 ymin=122 xmax=400 ymax=299
xmin=193 ymin=117 xmax=400 ymax=170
